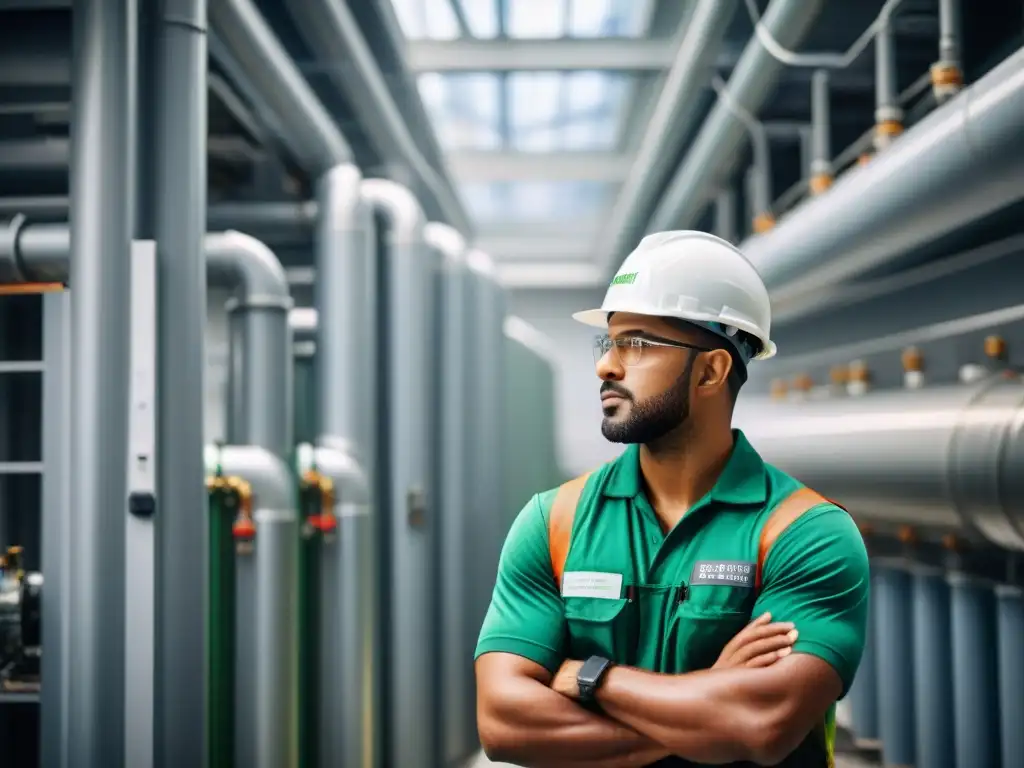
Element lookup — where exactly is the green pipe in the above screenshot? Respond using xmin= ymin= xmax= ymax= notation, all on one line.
xmin=208 ymin=485 xmax=237 ymax=768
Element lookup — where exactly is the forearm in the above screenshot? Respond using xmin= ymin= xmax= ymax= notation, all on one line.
xmin=595 ymin=666 xmax=789 ymax=764
xmin=479 ymin=674 xmax=669 ymax=768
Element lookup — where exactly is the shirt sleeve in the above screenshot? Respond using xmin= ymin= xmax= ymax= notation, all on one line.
xmin=474 ymin=489 xmax=567 ymax=674
xmin=752 ymin=505 xmax=870 ymax=698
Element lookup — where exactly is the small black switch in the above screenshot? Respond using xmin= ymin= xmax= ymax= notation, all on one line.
xmin=128 ymin=491 xmax=157 ymax=518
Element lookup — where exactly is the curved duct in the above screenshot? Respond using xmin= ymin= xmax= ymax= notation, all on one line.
xmin=646 ymin=0 xmax=826 ymax=236
xmin=733 ymin=377 xmax=1024 ymax=551
xmin=742 ymin=44 xmax=1024 ymax=317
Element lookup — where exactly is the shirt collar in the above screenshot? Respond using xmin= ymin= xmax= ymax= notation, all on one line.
xmin=602 ymin=429 xmax=768 ymax=508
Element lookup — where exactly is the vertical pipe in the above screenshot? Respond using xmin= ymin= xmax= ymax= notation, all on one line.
xmin=809 ymin=70 xmax=832 ymax=194
xmin=912 ymin=567 xmax=955 ymax=768
xmin=152 ymin=1 xmax=209 ymax=764
xmin=932 ymin=0 xmax=964 ymax=100
xmin=362 ymin=179 xmax=434 ymax=768
xmin=314 ymin=164 xmax=377 ymax=768
xmin=847 ymin=574 xmax=880 ymax=748
xmin=40 ymin=291 xmax=72 ymax=768
xmin=996 ymin=584 xmax=1024 ymax=768
xmin=713 ymin=188 xmax=739 ymax=244
xmin=425 ymin=223 xmax=472 ymax=765
xmin=874 ymin=15 xmax=903 ymax=151
xmin=67 ymin=0 xmax=134 ymax=763
xmin=873 ymin=564 xmax=916 ymax=768
xmin=948 ymin=573 xmax=1001 ymax=768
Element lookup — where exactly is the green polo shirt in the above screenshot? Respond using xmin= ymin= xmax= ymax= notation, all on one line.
xmin=475 ymin=430 xmax=870 ymax=767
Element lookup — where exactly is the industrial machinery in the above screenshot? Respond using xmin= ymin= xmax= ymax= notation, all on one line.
xmin=0 ymin=547 xmax=42 ymax=694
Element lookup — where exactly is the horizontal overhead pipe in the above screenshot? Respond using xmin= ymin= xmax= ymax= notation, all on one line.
xmin=734 ymin=377 xmax=1024 ymax=551
xmin=741 ymin=44 xmax=1024 ymax=319
xmin=208 ymin=0 xmax=352 ymax=173
xmin=597 ymin=0 xmax=740 ymax=273
xmin=286 ymin=0 xmax=472 ymax=235
xmin=646 ymin=0 xmax=826 ymax=239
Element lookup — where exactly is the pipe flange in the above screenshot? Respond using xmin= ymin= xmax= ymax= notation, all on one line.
xmin=225 ymin=294 xmax=294 ymax=314
xmin=931 ymin=61 xmax=964 ymax=101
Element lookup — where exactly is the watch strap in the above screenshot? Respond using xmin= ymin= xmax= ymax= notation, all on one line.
xmin=577 ymin=655 xmax=613 ymax=702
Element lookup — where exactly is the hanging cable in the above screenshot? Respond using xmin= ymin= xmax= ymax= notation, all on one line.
xmin=743 ymin=0 xmax=905 ymax=69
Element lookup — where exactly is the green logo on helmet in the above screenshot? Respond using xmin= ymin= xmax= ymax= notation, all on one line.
xmin=610 ymin=271 xmax=638 ymax=287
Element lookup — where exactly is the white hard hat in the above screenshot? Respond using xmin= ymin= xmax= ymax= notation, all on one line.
xmin=573 ymin=230 xmax=777 ymax=361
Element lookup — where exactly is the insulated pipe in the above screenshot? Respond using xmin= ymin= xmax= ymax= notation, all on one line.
xmin=424 ymin=221 xmax=473 ymax=766
xmin=314 ymin=164 xmax=377 ymax=768
xmin=733 ymin=377 xmax=1024 ymax=550
xmin=647 ymin=0 xmax=825 ymax=235
xmin=597 ymin=0 xmax=740 ymax=272
xmin=749 ymin=129 xmax=774 ymax=233
xmin=207 ymin=0 xmax=352 ymax=173
xmin=294 ymin=442 xmax=373 ymax=768
xmin=202 ymin=443 xmax=297 ymax=768
xmin=713 ymin=188 xmax=739 ymax=244
xmin=66 ymin=1 xmax=134 ymax=763
xmin=285 ymin=1 xmax=471 ymax=233
xmin=740 ymin=44 xmax=1024 ymax=317
xmin=873 ymin=15 xmax=903 ymax=152
xmin=361 ymin=178 xmax=436 ymax=768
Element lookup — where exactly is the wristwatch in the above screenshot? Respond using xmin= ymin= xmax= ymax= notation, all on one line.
xmin=576 ymin=655 xmax=614 ymax=703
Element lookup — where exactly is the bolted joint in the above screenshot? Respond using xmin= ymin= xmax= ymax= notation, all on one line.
xmin=930 ymin=61 xmax=964 ymax=102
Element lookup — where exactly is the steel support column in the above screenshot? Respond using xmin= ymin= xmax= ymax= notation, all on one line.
xmin=847 ymin=574 xmax=879 ymax=748
xmin=948 ymin=573 xmax=1000 ymax=768
xmin=997 ymin=584 xmax=1024 ymax=768
xmin=873 ymin=564 xmax=915 ymax=767
xmin=66 ymin=0 xmax=135 ymax=763
xmin=912 ymin=567 xmax=955 ymax=768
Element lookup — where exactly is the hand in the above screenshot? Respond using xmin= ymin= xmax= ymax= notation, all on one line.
xmin=713 ymin=612 xmax=798 ymax=670
xmin=550 ymin=659 xmax=585 ymax=700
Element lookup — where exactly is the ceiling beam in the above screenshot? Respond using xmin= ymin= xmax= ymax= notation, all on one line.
xmin=407 ymin=38 xmax=743 ymax=72
xmin=448 ymin=151 xmax=632 ymax=182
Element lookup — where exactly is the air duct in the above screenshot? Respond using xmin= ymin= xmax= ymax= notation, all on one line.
xmin=741 ymin=44 xmax=1024 ymax=319
xmin=646 ymin=0 xmax=826 ymax=237
xmin=734 ymin=377 xmax=1024 ymax=551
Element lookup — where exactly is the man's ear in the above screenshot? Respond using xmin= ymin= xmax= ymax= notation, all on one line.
xmin=697 ymin=349 xmax=734 ymax=392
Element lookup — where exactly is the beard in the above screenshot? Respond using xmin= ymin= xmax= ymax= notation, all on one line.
xmin=601 ymin=355 xmax=695 ymax=445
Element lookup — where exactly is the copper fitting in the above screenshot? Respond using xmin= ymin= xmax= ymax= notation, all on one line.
xmin=930 ymin=63 xmax=964 ymax=89
xmin=901 ymin=346 xmax=924 ymax=373
xmin=770 ymin=378 xmax=788 ymax=399
xmin=847 ymin=360 xmax=870 ymax=384
xmin=792 ymin=373 xmax=813 ymax=392
xmin=984 ymin=334 xmax=1007 ymax=361
xmin=857 ymin=153 xmax=873 ymax=167
xmin=941 ymin=533 xmax=964 ymax=552
xmin=0 ymin=282 xmax=65 ymax=295
xmin=302 ymin=470 xmax=338 ymax=534
xmin=897 ymin=525 xmax=917 ymax=545
xmin=829 ymin=365 xmax=849 ymax=386
xmin=752 ymin=212 xmax=776 ymax=234
xmin=875 ymin=119 xmax=904 ymax=140
xmin=809 ymin=173 xmax=833 ymax=195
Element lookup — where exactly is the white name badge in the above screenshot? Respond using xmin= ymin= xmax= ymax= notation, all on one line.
xmin=561 ymin=571 xmax=623 ymax=599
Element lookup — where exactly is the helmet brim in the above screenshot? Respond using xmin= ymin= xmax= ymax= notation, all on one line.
xmin=571 ymin=308 xmax=609 ymax=328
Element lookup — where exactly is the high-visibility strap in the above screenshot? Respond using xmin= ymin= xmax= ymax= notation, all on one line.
xmin=755 ymin=486 xmax=834 ymax=591
xmin=548 ymin=472 xmax=593 ymax=589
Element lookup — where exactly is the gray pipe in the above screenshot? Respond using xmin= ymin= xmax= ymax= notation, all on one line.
xmin=741 ymin=44 xmax=1024 ymax=317
xmin=207 ymin=0 xmax=351 ymax=173
xmin=713 ymin=188 xmax=739 ymax=244
xmin=67 ymin=0 xmax=133 ymax=763
xmin=294 ymin=441 xmax=373 ymax=768
xmin=810 ymin=70 xmax=831 ymax=180
xmin=938 ymin=0 xmax=962 ymax=74
xmin=873 ymin=14 xmax=902 ymax=151
xmin=424 ymin=221 xmax=472 ymax=765
xmin=286 ymin=1 xmax=472 ymax=234
xmin=313 ymin=164 xmax=377 ymax=768
xmin=362 ymin=178 xmax=436 ymax=768
xmin=597 ymin=0 xmax=740 ymax=272
xmin=646 ymin=0 xmax=825 ymax=236
xmin=202 ymin=443 xmax=298 ymax=768
xmin=149 ymin=1 xmax=209 ymax=764
xmin=734 ymin=377 xmax=1024 ymax=550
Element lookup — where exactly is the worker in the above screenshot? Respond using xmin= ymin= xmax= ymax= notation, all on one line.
xmin=474 ymin=231 xmax=870 ymax=767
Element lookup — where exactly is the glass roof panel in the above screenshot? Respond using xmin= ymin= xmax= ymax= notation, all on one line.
xmin=417 ymin=72 xmax=502 ymax=150
xmin=390 ymin=0 xmax=461 ymax=40
xmin=460 ymin=180 xmax=616 ymax=224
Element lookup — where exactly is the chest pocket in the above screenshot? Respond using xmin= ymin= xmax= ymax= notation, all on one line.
xmin=563 ymin=594 xmax=639 ymax=665
xmin=666 ymin=576 xmax=756 ymax=673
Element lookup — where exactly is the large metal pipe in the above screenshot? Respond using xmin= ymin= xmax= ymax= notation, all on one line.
xmin=314 ymin=164 xmax=377 ymax=768
xmin=733 ymin=377 xmax=1024 ymax=550
xmin=147 ymin=4 xmax=210 ymax=763
xmin=207 ymin=0 xmax=351 ymax=173
xmin=202 ymin=443 xmax=297 ymax=768
xmin=362 ymin=178 xmax=437 ymax=768
xmin=66 ymin=1 xmax=134 ymax=763
xmin=424 ymin=221 xmax=473 ymax=765
xmin=596 ymin=0 xmax=740 ymax=272
xmin=286 ymin=1 xmax=472 ymax=234
xmin=742 ymin=44 xmax=1024 ymax=317
xmin=646 ymin=0 xmax=825 ymax=237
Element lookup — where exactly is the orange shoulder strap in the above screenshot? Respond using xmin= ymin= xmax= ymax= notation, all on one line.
xmin=548 ymin=472 xmax=593 ymax=590
xmin=755 ymin=486 xmax=832 ymax=591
